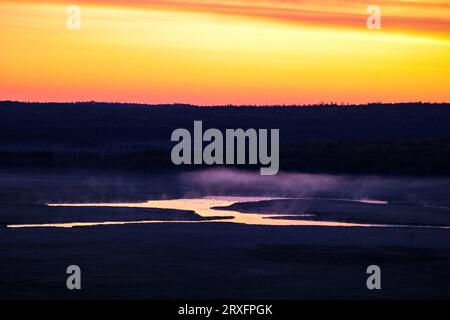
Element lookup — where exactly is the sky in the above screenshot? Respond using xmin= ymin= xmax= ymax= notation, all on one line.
xmin=1 ymin=0 xmax=449 ymax=105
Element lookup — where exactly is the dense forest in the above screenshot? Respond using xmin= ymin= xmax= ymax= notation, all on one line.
xmin=0 ymin=101 xmax=449 ymax=176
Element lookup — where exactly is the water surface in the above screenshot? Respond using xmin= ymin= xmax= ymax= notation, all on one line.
xmin=8 ymin=196 xmax=389 ymax=228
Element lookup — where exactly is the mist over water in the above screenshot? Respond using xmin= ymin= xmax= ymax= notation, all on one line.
xmin=182 ymin=169 xmax=450 ymax=207
xmin=3 ymin=168 xmax=450 ymax=228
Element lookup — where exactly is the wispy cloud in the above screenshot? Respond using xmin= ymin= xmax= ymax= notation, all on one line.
xmin=28 ymin=0 xmax=450 ymax=37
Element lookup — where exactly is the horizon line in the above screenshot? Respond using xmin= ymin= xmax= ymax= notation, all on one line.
xmin=1 ymin=100 xmax=450 ymax=108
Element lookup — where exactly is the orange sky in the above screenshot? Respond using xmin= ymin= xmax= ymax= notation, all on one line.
xmin=1 ymin=0 xmax=449 ymax=105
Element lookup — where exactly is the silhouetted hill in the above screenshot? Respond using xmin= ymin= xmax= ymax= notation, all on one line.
xmin=0 ymin=101 xmax=449 ymax=175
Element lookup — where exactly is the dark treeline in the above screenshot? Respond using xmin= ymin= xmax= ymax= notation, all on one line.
xmin=1 ymin=138 xmax=449 ymax=176
xmin=1 ymin=101 xmax=450 ymax=176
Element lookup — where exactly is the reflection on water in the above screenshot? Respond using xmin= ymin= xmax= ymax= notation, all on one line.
xmin=8 ymin=196 xmax=383 ymax=228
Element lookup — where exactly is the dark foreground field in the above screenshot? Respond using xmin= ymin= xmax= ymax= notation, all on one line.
xmin=2 ymin=222 xmax=450 ymax=299
xmin=1 ymin=169 xmax=450 ymax=299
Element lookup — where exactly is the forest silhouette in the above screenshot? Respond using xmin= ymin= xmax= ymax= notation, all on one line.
xmin=1 ymin=101 xmax=449 ymax=175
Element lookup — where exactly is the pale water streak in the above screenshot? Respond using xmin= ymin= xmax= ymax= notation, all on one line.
xmin=10 ymin=196 xmax=448 ymax=229
xmin=8 ymin=196 xmax=378 ymax=228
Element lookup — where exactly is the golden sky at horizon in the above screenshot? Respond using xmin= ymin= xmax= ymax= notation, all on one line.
xmin=1 ymin=0 xmax=449 ymax=105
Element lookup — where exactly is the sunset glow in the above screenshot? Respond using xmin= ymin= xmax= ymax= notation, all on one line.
xmin=1 ymin=0 xmax=449 ymax=105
